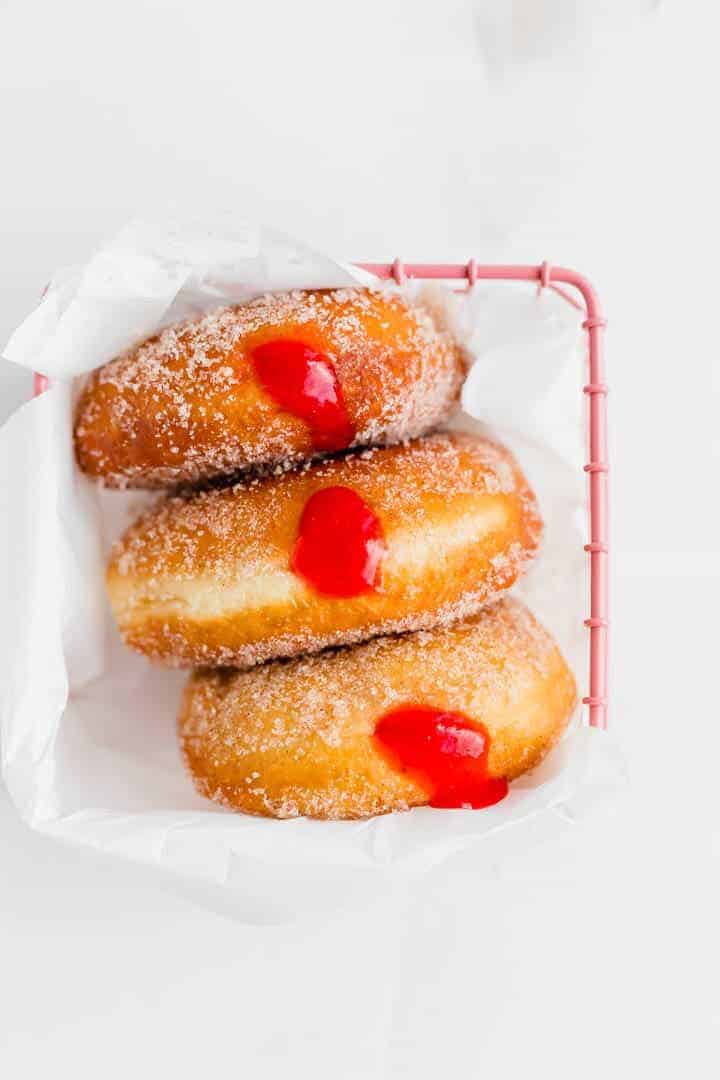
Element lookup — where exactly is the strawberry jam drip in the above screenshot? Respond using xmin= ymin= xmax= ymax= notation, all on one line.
xmin=291 ymin=485 xmax=386 ymax=597
xmin=373 ymin=706 xmax=509 ymax=809
xmin=251 ymin=340 xmax=355 ymax=452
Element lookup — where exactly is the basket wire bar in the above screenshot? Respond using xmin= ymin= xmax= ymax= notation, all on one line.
xmin=33 ymin=259 xmax=608 ymax=730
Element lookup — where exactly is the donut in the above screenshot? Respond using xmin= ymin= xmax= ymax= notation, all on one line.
xmin=73 ymin=287 xmax=467 ymax=489
xmin=107 ymin=432 xmax=543 ymax=668
xmin=178 ymin=598 xmax=577 ymax=819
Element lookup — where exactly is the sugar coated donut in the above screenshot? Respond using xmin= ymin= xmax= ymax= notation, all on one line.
xmin=107 ymin=432 xmax=543 ymax=668
xmin=74 ymin=288 xmax=467 ymax=489
xmin=178 ymin=598 xmax=577 ymax=819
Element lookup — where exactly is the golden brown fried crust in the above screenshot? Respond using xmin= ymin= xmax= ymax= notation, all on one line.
xmin=178 ymin=598 xmax=577 ymax=820
xmin=106 ymin=433 xmax=543 ymax=668
xmin=73 ymin=287 xmax=467 ymax=489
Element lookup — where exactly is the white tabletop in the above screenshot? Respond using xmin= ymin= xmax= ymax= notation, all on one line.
xmin=1 ymin=2 xmax=717 ymax=1075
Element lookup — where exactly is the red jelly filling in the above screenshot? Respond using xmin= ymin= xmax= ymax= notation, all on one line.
xmin=291 ymin=485 xmax=386 ymax=597
xmin=251 ymin=340 xmax=355 ymax=452
xmin=373 ymin=706 xmax=509 ymax=809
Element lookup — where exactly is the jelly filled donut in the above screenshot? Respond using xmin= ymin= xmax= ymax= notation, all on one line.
xmin=178 ymin=598 xmax=577 ymax=819
xmin=107 ymin=432 xmax=543 ymax=668
xmin=74 ymin=287 xmax=467 ymax=489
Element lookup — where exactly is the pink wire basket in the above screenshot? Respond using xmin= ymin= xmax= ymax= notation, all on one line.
xmin=34 ymin=259 xmax=608 ymax=730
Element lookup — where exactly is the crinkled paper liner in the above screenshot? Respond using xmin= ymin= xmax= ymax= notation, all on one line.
xmin=0 ymin=220 xmax=624 ymax=923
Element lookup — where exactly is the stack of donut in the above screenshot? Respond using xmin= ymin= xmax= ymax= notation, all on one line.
xmin=74 ymin=287 xmax=577 ymax=819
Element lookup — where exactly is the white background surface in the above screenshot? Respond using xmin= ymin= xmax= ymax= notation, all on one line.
xmin=1 ymin=1 xmax=718 ymax=1076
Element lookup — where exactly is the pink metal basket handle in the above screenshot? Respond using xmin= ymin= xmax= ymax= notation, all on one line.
xmin=33 ymin=259 xmax=608 ymax=729
xmin=356 ymin=260 xmax=609 ymax=730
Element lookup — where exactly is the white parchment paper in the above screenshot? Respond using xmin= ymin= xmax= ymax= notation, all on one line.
xmin=0 ymin=221 xmax=622 ymax=923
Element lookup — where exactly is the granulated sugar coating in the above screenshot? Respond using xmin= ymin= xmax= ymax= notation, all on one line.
xmin=74 ymin=287 xmax=467 ymax=489
xmin=106 ymin=433 xmax=543 ymax=668
xmin=178 ymin=597 xmax=577 ymax=820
